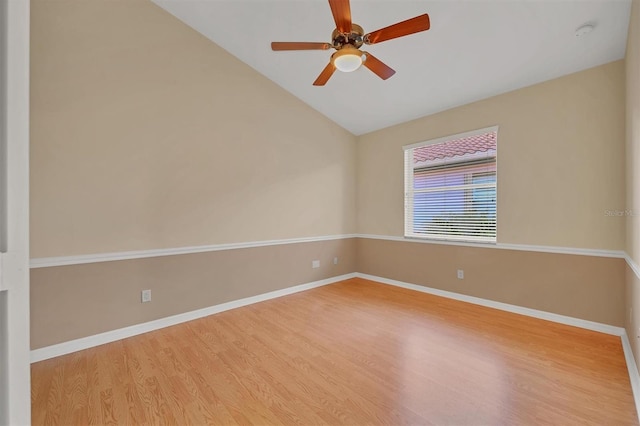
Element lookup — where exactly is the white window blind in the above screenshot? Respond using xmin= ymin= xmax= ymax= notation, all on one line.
xmin=404 ymin=127 xmax=498 ymax=243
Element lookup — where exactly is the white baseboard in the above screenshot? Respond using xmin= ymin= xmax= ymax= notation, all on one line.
xmin=30 ymin=273 xmax=357 ymax=363
xmin=621 ymin=332 xmax=640 ymax=422
xmin=355 ymin=273 xmax=625 ymax=336
xmin=32 ymin=271 xmax=626 ymax=362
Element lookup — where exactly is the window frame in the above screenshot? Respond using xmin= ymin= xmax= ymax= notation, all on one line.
xmin=403 ymin=126 xmax=498 ymax=244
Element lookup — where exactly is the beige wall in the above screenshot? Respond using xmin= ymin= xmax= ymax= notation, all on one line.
xmin=358 ymin=61 xmax=626 ymax=251
xmin=31 ymin=238 xmax=356 ymax=348
xmin=625 ymin=0 xmax=640 ymax=371
xmin=29 ymin=0 xmax=358 ymax=349
xmin=355 ymin=61 xmax=628 ymax=337
xmin=30 ymin=0 xmax=633 ymax=352
xmin=30 ymin=0 xmax=357 ymax=259
xmin=357 ymin=238 xmax=625 ymax=326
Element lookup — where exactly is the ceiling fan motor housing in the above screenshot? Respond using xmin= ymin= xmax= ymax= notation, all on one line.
xmin=331 ymin=23 xmax=364 ymax=50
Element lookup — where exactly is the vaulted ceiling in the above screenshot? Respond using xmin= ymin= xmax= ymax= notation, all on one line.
xmin=153 ymin=0 xmax=632 ymax=135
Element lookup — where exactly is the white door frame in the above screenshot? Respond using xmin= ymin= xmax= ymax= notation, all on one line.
xmin=1 ymin=0 xmax=31 ymax=424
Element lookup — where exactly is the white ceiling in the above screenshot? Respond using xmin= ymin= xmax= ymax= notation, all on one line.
xmin=152 ymin=0 xmax=632 ymax=135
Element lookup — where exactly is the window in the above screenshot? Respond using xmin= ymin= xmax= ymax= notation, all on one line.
xmin=404 ymin=127 xmax=498 ymax=243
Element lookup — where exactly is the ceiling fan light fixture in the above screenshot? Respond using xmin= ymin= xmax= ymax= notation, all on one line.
xmin=332 ymin=47 xmax=364 ymax=72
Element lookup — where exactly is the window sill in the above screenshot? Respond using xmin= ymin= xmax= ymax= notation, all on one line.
xmin=404 ymin=234 xmax=497 ymax=246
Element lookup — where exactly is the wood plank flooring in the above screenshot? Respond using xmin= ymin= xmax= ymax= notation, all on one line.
xmin=31 ymin=278 xmax=638 ymax=425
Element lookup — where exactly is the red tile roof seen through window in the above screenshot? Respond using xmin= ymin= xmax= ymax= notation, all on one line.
xmin=413 ymin=131 xmax=497 ymax=163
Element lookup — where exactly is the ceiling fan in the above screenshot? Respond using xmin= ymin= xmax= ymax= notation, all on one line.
xmin=271 ymin=0 xmax=430 ymax=86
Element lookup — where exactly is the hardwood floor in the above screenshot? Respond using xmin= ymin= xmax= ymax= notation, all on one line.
xmin=31 ymin=278 xmax=638 ymax=425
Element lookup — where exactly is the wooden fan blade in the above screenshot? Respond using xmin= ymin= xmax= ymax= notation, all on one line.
xmin=271 ymin=42 xmax=332 ymax=51
xmin=328 ymin=0 xmax=352 ymax=34
xmin=364 ymin=14 xmax=430 ymax=45
xmin=363 ymin=52 xmax=396 ymax=80
xmin=313 ymin=62 xmax=336 ymax=86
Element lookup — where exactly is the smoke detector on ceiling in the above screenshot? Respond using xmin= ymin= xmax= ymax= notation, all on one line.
xmin=575 ymin=23 xmax=595 ymax=37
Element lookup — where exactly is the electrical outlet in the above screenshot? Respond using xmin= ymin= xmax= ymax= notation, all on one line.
xmin=312 ymin=260 xmax=320 ymax=269
xmin=141 ymin=289 xmax=151 ymax=303
xmin=457 ymin=269 xmax=464 ymax=279
xmin=333 ymin=257 xmax=338 ymax=265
